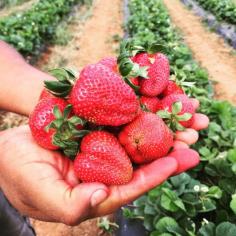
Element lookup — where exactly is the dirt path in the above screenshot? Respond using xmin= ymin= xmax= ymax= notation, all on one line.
xmin=163 ymin=0 xmax=236 ymax=105
xmin=0 ymin=0 xmax=37 ymax=18
xmin=32 ymin=0 xmax=123 ymax=236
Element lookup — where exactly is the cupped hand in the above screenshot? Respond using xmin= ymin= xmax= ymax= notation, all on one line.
xmin=0 ymin=125 xmax=202 ymax=226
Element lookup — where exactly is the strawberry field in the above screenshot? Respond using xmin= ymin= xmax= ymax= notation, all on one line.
xmin=1 ymin=0 xmax=236 ymax=235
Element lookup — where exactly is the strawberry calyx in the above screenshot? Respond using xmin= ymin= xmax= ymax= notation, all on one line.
xmin=44 ymin=68 xmax=77 ymax=98
xmin=118 ymin=40 xmax=170 ymax=91
xmin=118 ymin=40 xmax=148 ymax=91
xmin=45 ymin=104 xmax=89 ymax=158
xmin=157 ymin=101 xmax=192 ymax=131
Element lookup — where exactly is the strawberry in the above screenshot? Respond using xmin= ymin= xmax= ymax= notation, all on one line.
xmin=29 ymin=97 xmax=68 ymax=150
xmin=29 ymin=97 xmax=85 ymax=157
xmin=39 ymin=89 xmax=55 ymax=100
xmin=132 ymin=52 xmax=170 ymax=97
xmin=161 ymin=80 xmax=184 ymax=97
xmin=69 ymin=63 xmax=140 ymax=126
xmin=118 ymin=112 xmax=174 ymax=164
xmin=157 ymin=94 xmax=195 ymax=130
xmin=98 ymin=57 xmax=118 ymax=73
xmin=140 ymin=96 xmax=160 ymax=113
xmin=74 ymin=131 xmax=133 ymax=185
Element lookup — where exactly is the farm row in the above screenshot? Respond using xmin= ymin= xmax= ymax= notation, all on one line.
xmin=124 ymin=0 xmax=236 ymax=235
xmin=0 ymin=0 xmax=87 ymax=61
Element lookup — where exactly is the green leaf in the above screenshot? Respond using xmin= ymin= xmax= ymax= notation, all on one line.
xmin=216 ymin=222 xmax=236 ymax=236
xmin=157 ymin=110 xmax=171 ymax=119
xmin=68 ymin=116 xmax=85 ymax=126
xmin=172 ymin=102 xmax=182 ymax=115
xmin=206 ymin=186 xmax=222 ymax=199
xmin=176 ymin=113 xmax=192 ymax=121
xmin=198 ymin=222 xmax=215 ymax=236
xmin=155 ymin=217 xmax=178 ymax=232
xmin=53 ymin=105 xmax=62 ymax=119
xmin=230 ymin=194 xmax=236 ymax=215
xmin=62 ymin=105 xmax=72 ymax=119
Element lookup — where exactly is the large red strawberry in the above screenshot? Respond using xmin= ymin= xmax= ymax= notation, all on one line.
xmin=161 ymin=80 xmax=184 ymax=97
xmin=118 ymin=112 xmax=174 ymax=164
xmin=74 ymin=131 xmax=133 ymax=185
xmin=69 ymin=63 xmax=140 ymax=126
xmin=29 ymin=97 xmax=84 ymax=157
xmin=98 ymin=57 xmax=118 ymax=73
xmin=140 ymin=96 xmax=160 ymax=113
xmin=157 ymin=94 xmax=195 ymax=129
xmin=132 ymin=52 xmax=170 ymax=97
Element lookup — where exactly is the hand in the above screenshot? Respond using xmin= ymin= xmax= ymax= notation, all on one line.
xmin=173 ymin=98 xmax=209 ymax=149
xmin=0 ymin=125 xmax=203 ymax=226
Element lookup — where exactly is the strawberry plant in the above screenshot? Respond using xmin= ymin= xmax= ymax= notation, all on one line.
xmin=0 ymin=0 xmax=86 ymax=60
xmin=195 ymin=0 xmax=236 ymax=25
xmin=123 ymin=0 xmax=236 ymax=234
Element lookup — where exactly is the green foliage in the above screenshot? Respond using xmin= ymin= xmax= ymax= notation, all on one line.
xmin=0 ymin=0 xmax=29 ymax=9
xmin=196 ymin=0 xmax=236 ymax=25
xmin=0 ymin=0 xmax=85 ymax=60
xmin=124 ymin=0 xmax=236 ymax=234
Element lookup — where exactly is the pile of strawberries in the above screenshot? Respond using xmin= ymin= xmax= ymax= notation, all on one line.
xmin=29 ymin=41 xmax=201 ymax=186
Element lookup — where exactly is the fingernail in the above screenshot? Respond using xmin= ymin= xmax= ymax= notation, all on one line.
xmin=91 ymin=189 xmax=108 ymax=207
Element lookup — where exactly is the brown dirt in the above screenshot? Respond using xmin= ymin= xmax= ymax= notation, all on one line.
xmin=32 ymin=0 xmax=124 ymax=235
xmin=163 ymin=0 xmax=236 ymax=105
xmin=0 ymin=0 xmax=37 ymax=18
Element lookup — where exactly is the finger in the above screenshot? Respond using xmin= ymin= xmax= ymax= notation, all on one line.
xmin=168 ymin=149 xmax=200 ymax=175
xmin=175 ymin=128 xmax=199 ymax=145
xmin=191 ymin=113 xmax=209 ymax=131
xmin=190 ymin=98 xmax=199 ymax=110
xmin=173 ymin=140 xmax=189 ymax=150
xmin=92 ymin=157 xmax=177 ymax=217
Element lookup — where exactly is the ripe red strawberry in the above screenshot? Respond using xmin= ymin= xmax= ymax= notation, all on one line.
xmin=161 ymin=80 xmax=184 ymax=97
xmin=39 ymin=89 xmax=55 ymax=100
xmin=130 ymin=77 xmax=139 ymax=86
xmin=29 ymin=97 xmax=68 ymax=150
xmin=157 ymin=94 xmax=195 ymax=128
xmin=118 ymin=112 xmax=174 ymax=164
xmin=29 ymin=97 xmax=85 ymax=157
xmin=74 ymin=131 xmax=133 ymax=185
xmin=132 ymin=52 xmax=170 ymax=97
xmin=98 ymin=57 xmax=118 ymax=73
xmin=140 ymin=96 xmax=160 ymax=113
xmin=69 ymin=63 xmax=140 ymax=126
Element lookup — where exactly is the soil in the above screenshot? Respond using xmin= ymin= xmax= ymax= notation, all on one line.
xmin=0 ymin=0 xmax=37 ymax=18
xmin=163 ymin=0 xmax=236 ymax=105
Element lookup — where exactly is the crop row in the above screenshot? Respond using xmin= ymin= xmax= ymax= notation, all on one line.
xmin=0 ymin=0 xmax=29 ymax=9
xmin=195 ymin=0 xmax=236 ymax=25
xmin=124 ymin=0 xmax=236 ymax=235
xmin=0 ymin=0 xmax=84 ymax=60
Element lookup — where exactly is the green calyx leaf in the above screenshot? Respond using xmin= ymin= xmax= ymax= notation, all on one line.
xmin=147 ymin=43 xmax=169 ymax=55
xmin=176 ymin=113 xmax=192 ymax=121
xmin=44 ymin=68 xmax=77 ymax=98
xmin=172 ymin=102 xmax=182 ymax=115
xmin=157 ymin=110 xmax=171 ymax=119
xmin=45 ymin=104 xmax=88 ymax=159
xmin=118 ymin=39 xmax=149 ymax=81
xmin=123 ymin=77 xmax=140 ymax=92
xmin=157 ymin=102 xmax=192 ymax=132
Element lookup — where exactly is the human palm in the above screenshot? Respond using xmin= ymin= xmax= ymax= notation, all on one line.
xmin=0 ymin=110 xmax=208 ymax=225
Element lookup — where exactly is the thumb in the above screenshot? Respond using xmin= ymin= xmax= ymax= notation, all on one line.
xmin=60 ymin=182 xmax=109 ymax=225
